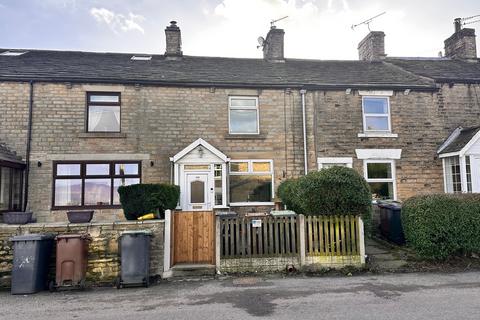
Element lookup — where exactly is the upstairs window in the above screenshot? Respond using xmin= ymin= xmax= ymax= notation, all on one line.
xmin=229 ymin=97 xmax=259 ymax=134
xmin=87 ymin=93 xmax=121 ymax=132
xmin=362 ymin=97 xmax=391 ymax=132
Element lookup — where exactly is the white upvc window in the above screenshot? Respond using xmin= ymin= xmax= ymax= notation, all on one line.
xmin=228 ymin=96 xmax=259 ymax=134
xmin=364 ymin=160 xmax=396 ymax=201
xmin=362 ymin=96 xmax=391 ymax=133
xmin=229 ymin=160 xmax=274 ymax=205
xmin=443 ymin=155 xmax=473 ymax=193
xmin=317 ymin=157 xmax=353 ymax=170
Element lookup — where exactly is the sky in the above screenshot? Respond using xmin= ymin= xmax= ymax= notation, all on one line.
xmin=0 ymin=0 xmax=478 ymax=60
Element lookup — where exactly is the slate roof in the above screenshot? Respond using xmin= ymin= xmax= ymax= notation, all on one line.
xmin=387 ymin=57 xmax=480 ymax=83
xmin=0 ymin=142 xmax=23 ymax=164
xmin=0 ymin=49 xmax=436 ymax=89
xmin=439 ymin=126 xmax=480 ymax=154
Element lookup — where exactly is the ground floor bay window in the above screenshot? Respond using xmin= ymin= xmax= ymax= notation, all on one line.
xmin=52 ymin=161 xmax=141 ymax=209
xmin=229 ymin=160 xmax=274 ymax=205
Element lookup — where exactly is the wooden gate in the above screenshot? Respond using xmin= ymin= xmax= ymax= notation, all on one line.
xmin=172 ymin=211 xmax=215 ymax=265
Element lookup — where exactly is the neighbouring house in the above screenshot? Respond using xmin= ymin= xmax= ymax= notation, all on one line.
xmin=0 ymin=20 xmax=478 ymax=223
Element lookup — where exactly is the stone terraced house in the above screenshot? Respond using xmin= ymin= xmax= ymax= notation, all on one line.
xmin=0 ymin=20 xmax=479 ymax=223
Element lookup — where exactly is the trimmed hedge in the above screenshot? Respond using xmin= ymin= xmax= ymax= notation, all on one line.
xmin=402 ymin=194 xmax=480 ymax=260
xmin=118 ymin=183 xmax=180 ymax=220
xmin=278 ymin=167 xmax=372 ymax=225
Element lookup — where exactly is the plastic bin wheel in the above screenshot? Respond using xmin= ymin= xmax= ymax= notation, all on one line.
xmin=48 ymin=281 xmax=56 ymax=293
xmin=115 ymin=277 xmax=122 ymax=290
xmin=143 ymin=277 xmax=150 ymax=288
xmin=80 ymin=279 xmax=86 ymax=291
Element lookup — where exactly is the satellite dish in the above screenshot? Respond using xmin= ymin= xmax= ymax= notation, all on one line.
xmin=257 ymin=36 xmax=265 ymax=46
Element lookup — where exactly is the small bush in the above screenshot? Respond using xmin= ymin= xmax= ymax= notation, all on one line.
xmin=118 ymin=183 xmax=180 ymax=220
xmin=402 ymin=194 xmax=480 ymax=260
xmin=277 ymin=179 xmax=303 ymax=214
xmin=278 ymin=167 xmax=372 ymax=226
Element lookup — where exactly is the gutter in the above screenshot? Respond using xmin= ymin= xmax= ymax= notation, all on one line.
xmin=23 ymin=80 xmax=33 ymax=211
xmin=0 ymin=77 xmax=439 ymax=91
xmin=300 ymin=89 xmax=308 ymax=175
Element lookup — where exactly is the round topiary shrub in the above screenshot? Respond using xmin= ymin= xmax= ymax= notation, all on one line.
xmin=402 ymin=194 xmax=480 ymax=260
xmin=278 ymin=166 xmax=372 ymax=226
xmin=297 ymin=166 xmax=371 ymax=221
xmin=118 ymin=183 xmax=180 ymax=220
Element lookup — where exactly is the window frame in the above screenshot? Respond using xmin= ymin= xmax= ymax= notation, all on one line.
xmin=229 ymin=159 xmax=274 ymax=206
xmin=228 ymin=96 xmax=260 ymax=135
xmin=86 ymin=92 xmax=122 ymax=133
xmin=317 ymin=157 xmax=353 ymax=170
xmin=0 ymin=164 xmax=24 ymax=213
xmin=51 ymin=160 xmax=141 ymax=210
xmin=362 ymin=96 xmax=391 ymax=133
xmin=363 ymin=159 xmax=397 ymax=201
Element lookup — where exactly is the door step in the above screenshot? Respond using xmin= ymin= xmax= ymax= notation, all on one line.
xmin=171 ymin=264 xmax=216 ymax=278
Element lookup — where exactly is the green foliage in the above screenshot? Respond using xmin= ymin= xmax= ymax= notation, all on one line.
xmin=402 ymin=194 xmax=480 ymax=260
xmin=277 ymin=179 xmax=303 ymax=214
xmin=117 ymin=183 xmax=180 ymax=220
xmin=278 ymin=167 xmax=372 ymax=226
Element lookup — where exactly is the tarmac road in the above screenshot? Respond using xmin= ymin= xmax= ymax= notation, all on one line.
xmin=1 ymin=271 xmax=479 ymax=320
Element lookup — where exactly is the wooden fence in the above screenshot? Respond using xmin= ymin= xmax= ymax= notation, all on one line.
xmin=304 ymin=215 xmax=360 ymax=256
xmin=218 ymin=214 xmax=364 ymax=262
xmin=219 ymin=216 xmax=299 ymax=258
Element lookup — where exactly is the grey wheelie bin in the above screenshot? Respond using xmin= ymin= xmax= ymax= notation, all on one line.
xmin=116 ymin=230 xmax=152 ymax=288
xmin=10 ymin=233 xmax=55 ymax=294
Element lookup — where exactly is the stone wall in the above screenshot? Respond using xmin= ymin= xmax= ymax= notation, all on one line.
xmin=1 ymin=79 xmax=479 ymax=222
xmin=314 ymin=84 xmax=480 ymax=201
xmin=0 ymin=220 xmax=164 ymax=288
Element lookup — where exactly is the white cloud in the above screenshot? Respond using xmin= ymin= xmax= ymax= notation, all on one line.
xmin=90 ymin=7 xmax=145 ymax=34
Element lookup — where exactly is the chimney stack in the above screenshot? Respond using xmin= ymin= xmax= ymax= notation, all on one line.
xmin=263 ymin=27 xmax=285 ymax=62
xmin=165 ymin=21 xmax=182 ymax=59
xmin=444 ymin=18 xmax=477 ymax=60
xmin=358 ymin=31 xmax=386 ymax=61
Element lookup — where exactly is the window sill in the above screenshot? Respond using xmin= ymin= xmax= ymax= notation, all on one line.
xmin=229 ymin=202 xmax=275 ymax=206
xmin=358 ymin=132 xmax=398 ymax=138
xmin=224 ymin=133 xmax=267 ymax=140
xmin=78 ymin=132 xmax=127 ymax=139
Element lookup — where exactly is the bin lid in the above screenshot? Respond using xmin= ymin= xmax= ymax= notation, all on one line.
xmin=270 ymin=210 xmax=297 ymax=217
xmin=56 ymin=233 xmax=91 ymax=240
xmin=377 ymin=201 xmax=402 ymax=209
xmin=120 ymin=230 xmax=153 ymax=237
xmin=10 ymin=233 xmax=55 ymax=241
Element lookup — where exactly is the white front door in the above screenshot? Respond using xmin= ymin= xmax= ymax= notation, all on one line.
xmin=185 ymin=172 xmax=210 ymax=211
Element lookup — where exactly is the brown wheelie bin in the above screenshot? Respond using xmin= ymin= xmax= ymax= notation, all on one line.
xmin=49 ymin=233 xmax=91 ymax=291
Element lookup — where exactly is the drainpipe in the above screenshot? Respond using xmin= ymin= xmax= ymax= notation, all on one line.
xmin=23 ymin=81 xmax=34 ymax=211
xmin=300 ymin=89 xmax=308 ymax=175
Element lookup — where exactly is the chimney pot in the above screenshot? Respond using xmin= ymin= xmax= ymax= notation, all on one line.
xmin=263 ymin=27 xmax=285 ymax=62
xmin=444 ymin=20 xmax=477 ymax=60
xmin=165 ymin=20 xmax=182 ymax=58
xmin=358 ymin=31 xmax=386 ymax=61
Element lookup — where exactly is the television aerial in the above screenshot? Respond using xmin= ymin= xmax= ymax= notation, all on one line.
xmin=457 ymin=14 xmax=480 ymax=27
xmin=257 ymin=16 xmax=288 ymax=49
xmin=351 ymin=12 xmax=386 ymax=31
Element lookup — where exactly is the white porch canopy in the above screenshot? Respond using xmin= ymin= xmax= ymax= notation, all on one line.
xmin=170 ymin=139 xmax=229 ymax=210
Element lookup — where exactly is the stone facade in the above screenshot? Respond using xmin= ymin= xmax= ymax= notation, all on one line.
xmin=0 ymin=79 xmax=479 ymax=221
xmin=0 ymin=220 xmax=164 ymax=288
